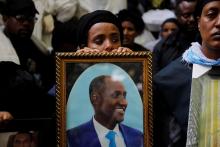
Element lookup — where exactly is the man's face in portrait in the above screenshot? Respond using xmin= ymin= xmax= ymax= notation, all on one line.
xmin=94 ymin=76 xmax=128 ymax=128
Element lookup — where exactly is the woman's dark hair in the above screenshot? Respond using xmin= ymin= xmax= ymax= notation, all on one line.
xmin=117 ymin=9 xmax=145 ymax=35
xmin=52 ymin=17 xmax=78 ymax=52
xmin=161 ymin=18 xmax=179 ymax=29
xmin=193 ymin=0 xmax=216 ymax=19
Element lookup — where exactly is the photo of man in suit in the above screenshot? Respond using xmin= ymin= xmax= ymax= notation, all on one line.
xmin=67 ymin=75 xmax=143 ymax=147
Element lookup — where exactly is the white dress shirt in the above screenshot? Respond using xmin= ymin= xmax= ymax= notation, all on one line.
xmin=93 ymin=117 xmax=126 ymax=147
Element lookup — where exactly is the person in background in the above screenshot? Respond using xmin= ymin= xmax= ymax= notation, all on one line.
xmin=0 ymin=0 xmax=56 ymax=145
xmin=48 ymin=10 xmax=132 ymax=98
xmin=153 ymin=0 xmax=198 ymax=74
xmin=51 ymin=17 xmax=78 ymax=52
xmin=153 ymin=0 xmax=220 ymax=146
xmin=184 ymin=0 xmax=220 ymax=145
xmin=153 ymin=55 xmax=192 ymax=147
xmin=12 ymin=132 xmax=33 ymax=147
xmin=117 ymin=9 xmax=149 ymax=51
xmin=7 ymin=131 xmax=35 ymax=147
xmin=145 ymin=18 xmax=179 ymax=51
xmin=76 ymin=10 xmax=132 ymax=52
xmin=152 ymin=0 xmax=198 ymax=146
xmin=1 ymin=0 xmax=55 ymax=91
xmin=160 ymin=18 xmax=179 ymax=42
xmin=44 ymin=0 xmax=127 ymax=22
xmin=67 ymin=75 xmax=143 ymax=147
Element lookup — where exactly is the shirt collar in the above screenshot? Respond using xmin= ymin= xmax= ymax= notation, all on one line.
xmin=192 ymin=64 xmax=212 ymax=78
xmin=93 ymin=116 xmax=121 ymax=138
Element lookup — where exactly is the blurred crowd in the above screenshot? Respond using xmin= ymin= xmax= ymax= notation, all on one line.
xmin=0 ymin=0 xmax=219 ymax=146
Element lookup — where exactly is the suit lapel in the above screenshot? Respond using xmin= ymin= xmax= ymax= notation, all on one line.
xmin=87 ymin=119 xmax=102 ymax=147
xmin=119 ymin=124 xmax=131 ymax=147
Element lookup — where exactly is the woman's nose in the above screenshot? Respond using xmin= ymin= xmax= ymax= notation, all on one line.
xmin=104 ymin=40 xmax=113 ymax=51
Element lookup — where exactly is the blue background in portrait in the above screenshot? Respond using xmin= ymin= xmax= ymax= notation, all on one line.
xmin=66 ymin=63 xmax=143 ymax=132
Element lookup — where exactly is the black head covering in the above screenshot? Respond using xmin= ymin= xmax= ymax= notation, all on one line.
xmin=194 ymin=0 xmax=219 ymax=18
xmin=76 ymin=10 xmax=123 ymax=49
xmin=1 ymin=0 xmax=38 ymax=16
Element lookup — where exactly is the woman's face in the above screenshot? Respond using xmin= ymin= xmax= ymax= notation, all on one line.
xmin=121 ymin=20 xmax=137 ymax=46
xmin=199 ymin=1 xmax=220 ymax=59
xmin=161 ymin=22 xmax=178 ymax=39
xmin=87 ymin=22 xmax=121 ymax=51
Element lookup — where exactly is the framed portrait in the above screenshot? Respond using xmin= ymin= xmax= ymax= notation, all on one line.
xmin=56 ymin=51 xmax=153 ymax=147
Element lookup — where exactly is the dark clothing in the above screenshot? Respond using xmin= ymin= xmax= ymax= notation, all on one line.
xmin=124 ymin=42 xmax=149 ymax=51
xmin=1 ymin=31 xmax=55 ymax=118
xmin=5 ymin=33 xmax=55 ymax=92
xmin=153 ymin=57 xmax=192 ymax=147
xmin=1 ymin=0 xmax=38 ymax=16
xmin=1 ymin=1 xmax=56 ymax=145
xmin=153 ymin=30 xmax=196 ymax=74
xmin=52 ymin=17 xmax=78 ymax=52
xmin=0 ymin=62 xmax=55 ymax=118
xmin=0 ymin=62 xmax=56 ymax=147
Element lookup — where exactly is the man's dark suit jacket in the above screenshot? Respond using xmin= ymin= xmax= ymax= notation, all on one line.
xmin=67 ymin=119 xmax=143 ymax=147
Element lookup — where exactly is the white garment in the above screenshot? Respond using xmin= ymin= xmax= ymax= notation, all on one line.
xmin=33 ymin=0 xmax=53 ymax=52
xmin=192 ymin=64 xmax=211 ymax=79
xmin=134 ymin=29 xmax=156 ymax=49
xmin=93 ymin=117 xmax=126 ymax=147
xmin=45 ymin=0 xmax=78 ymax=22
xmin=144 ymin=38 xmax=160 ymax=52
xmin=45 ymin=0 xmax=127 ymax=22
xmin=33 ymin=0 xmax=45 ymax=40
xmin=142 ymin=9 xmax=176 ymax=32
xmin=0 ymin=30 xmax=20 ymax=65
xmin=78 ymin=0 xmax=127 ymax=15
xmin=0 ymin=15 xmax=3 ymax=27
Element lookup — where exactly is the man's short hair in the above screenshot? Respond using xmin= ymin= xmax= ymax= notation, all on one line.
xmin=89 ymin=75 xmax=110 ymax=98
xmin=175 ymin=0 xmax=197 ymax=16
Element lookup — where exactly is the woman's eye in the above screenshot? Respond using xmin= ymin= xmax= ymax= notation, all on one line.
xmin=112 ymin=37 xmax=119 ymax=43
xmin=206 ymin=9 xmax=218 ymax=19
xmin=94 ymin=38 xmax=103 ymax=44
